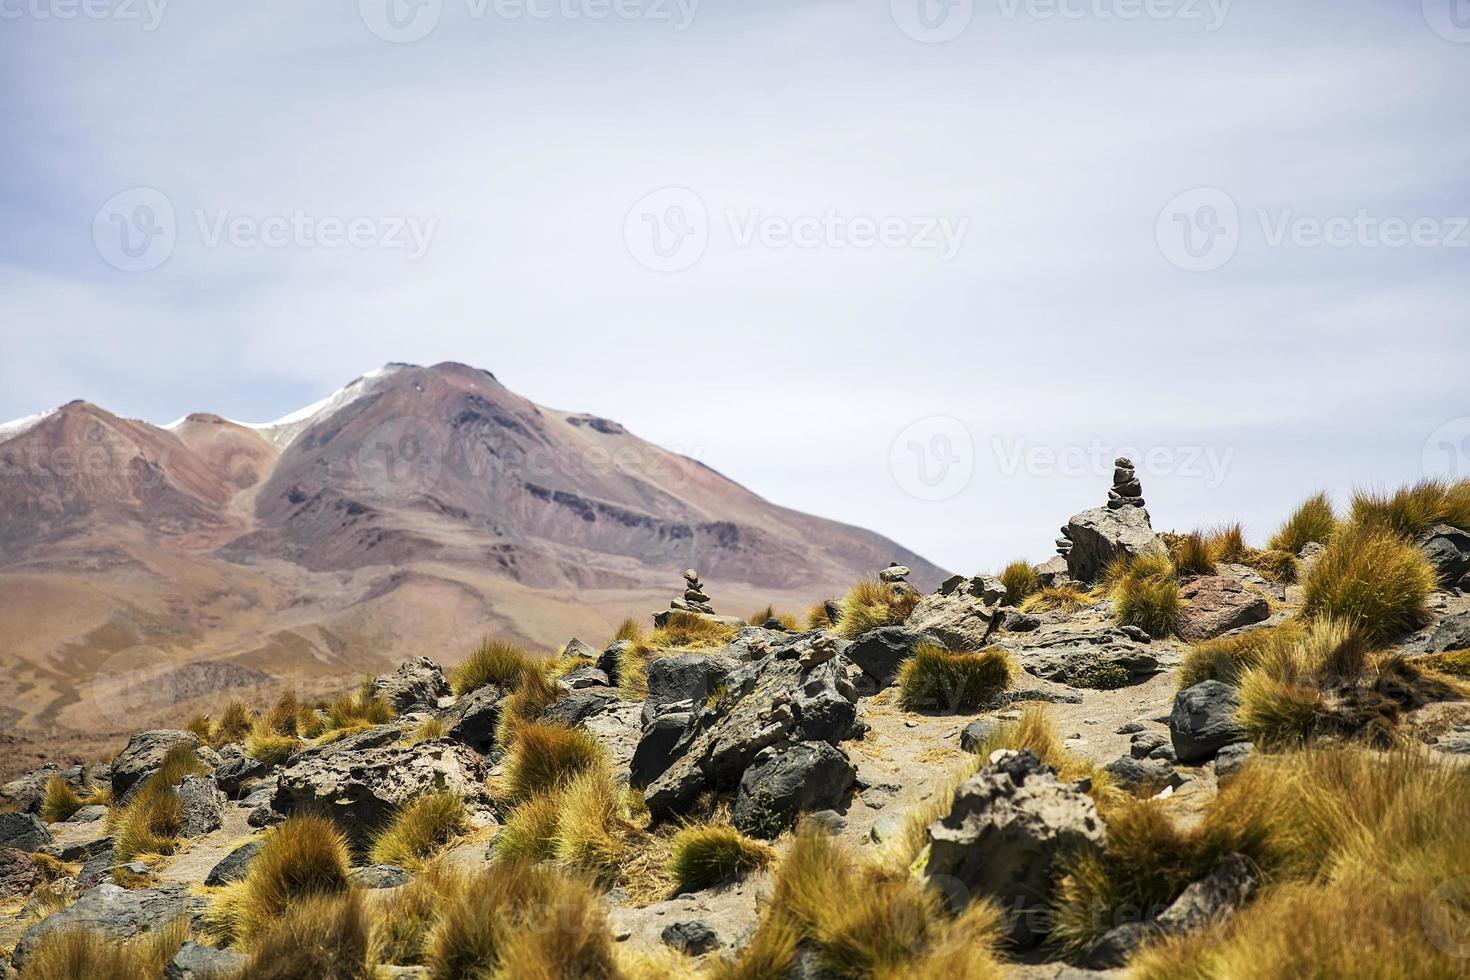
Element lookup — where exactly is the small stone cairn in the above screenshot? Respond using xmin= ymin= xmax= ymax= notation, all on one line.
xmin=879 ymin=562 xmax=917 ymax=598
xmin=670 ymin=569 xmax=715 ymax=615
xmin=1107 ymin=456 xmax=1146 ymax=510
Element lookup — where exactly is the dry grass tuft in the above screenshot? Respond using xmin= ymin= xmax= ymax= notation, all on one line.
xmin=1178 ymin=620 xmax=1307 ymax=689
xmin=1349 ymin=477 xmax=1470 ymax=540
xmin=1019 ymin=583 xmax=1098 ymax=613
xmin=500 ymin=722 xmax=606 ymax=804
xmin=667 ymin=822 xmax=775 ymax=892
xmin=1167 ymin=531 xmax=1217 ymax=577
xmin=369 ymin=791 xmax=469 ymax=871
xmin=895 ymin=644 xmax=1014 ymax=713
xmin=493 ymin=666 xmax=563 ymax=748
xmin=403 ymin=716 xmax=449 ymax=747
xmin=1301 ymin=524 xmax=1437 ymax=643
xmin=245 ymin=724 xmax=301 ymax=767
xmin=1111 ymin=553 xmax=1181 ymax=638
xmin=999 ymin=560 xmax=1040 ymax=606
xmin=204 ymin=813 xmax=352 ymax=947
xmin=373 ymin=861 xmax=460 ymax=966
xmin=835 ymin=579 xmax=920 ymax=639
xmin=19 ymin=918 xmax=187 ymax=980
xmin=1269 ymin=490 xmax=1338 ymax=553
xmin=452 ymin=639 xmax=540 ymax=696
xmin=804 ymin=602 xmax=835 ymax=630
xmin=321 ymin=678 xmax=396 ymax=736
xmin=40 ymin=777 xmax=84 ymax=823
xmin=109 ymin=744 xmax=205 ymax=861
xmin=747 ymin=605 xmax=798 ymax=630
xmin=244 ymin=889 xmax=373 ymax=980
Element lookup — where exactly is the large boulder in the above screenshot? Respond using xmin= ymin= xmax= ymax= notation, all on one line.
xmin=272 ymin=734 xmax=490 ymax=835
xmin=630 ymin=711 xmax=694 ymax=788
xmin=212 ymin=745 xmax=271 ymax=799
xmin=1174 ymin=577 xmax=1271 ymax=641
xmin=1418 ymin=524 xmax=1470 ymax=587
xmin=543 ymin=688 xmax=620 ymax=728
xmin=644 ymin=646 xmax=857 ymax=818
xmin=731 ymin=741 xmax=856 ymax=839
xmin=994 ymin=623 xmax=1170 ymax=689
xmin=176 ymin=775 xmax=225 ymax=838
xmin=642 ymin=653 xmax=739 ymax=726
xmin=903 ymin=576 xmax=1006 ymax=651
xmin=1063 ymin=505 xmax=1167 ymax=584
xmin=110 ymin=730 xmax=201 ymax=797
xmin=12 ymin=883 xmax=200 ymax=970
xmin=205 ymin=839 xmax=263 ymax=886
xmin=1170 ymin=681 xmax=1246 ymax=763
xmin=372 ymin=656 xmax=451 ymax=714
xmin=924 ymin=751 xmax=1105 ymax=946
xmin=845 ymin=626 xmax=926 ymax=690
xmin=435 ymin=684 xmax=507 ymax=754
xmin=0 ymin=813 xmax=53 ymax=853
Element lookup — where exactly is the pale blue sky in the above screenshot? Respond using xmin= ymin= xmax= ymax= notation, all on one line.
xmin=2 ymin=0 xmax=1468 ymax=572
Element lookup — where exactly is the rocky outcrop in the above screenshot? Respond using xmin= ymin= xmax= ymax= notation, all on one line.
xmin=436 ymin=684 xmax=508 ymax=755
xmin=1418 ymin=524 xmax=1470 ymax=587
xmin=995 ymin=622 xmax=1170 ymax=689
xmin=0 ymin=813 xmax=53 ymax=853
xmin=924 ymin=751 xmax=1105 ymax=946
xmin=845 ymin=626 xmax=925 ymax=690
xmin=272 ymin=732 xmax=490 ymax=834
xmin=643 ymin=644 xmax=858 ymax=819
xmin=1404 ymin=608 xmax=1470 ymax=654
xmin=1062 ymin=504 xmax=1167 ymax=584
xmin=1174 ymin=576 xmax=1271 ymax=641
xmin=12 ymin=882 xmax=201 ymax=970
xmin=372 ymin=656 xmax=451 ymax=714
xmin=731 ymin=741 xmax=856 ymax=839
xmin=1170 ymin=680 xmax=1246 ymax=763
xmin=642 ymin=653 xmax=739 ymax=726
xmin=903 ymin=575 xmax=1005 ymax=651
xmin=110 ymin=730 xmax=201 ymax=797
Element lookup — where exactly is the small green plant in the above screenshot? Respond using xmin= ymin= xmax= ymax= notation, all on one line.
xmin=667 ymin=823 xmax=775 ymax=891
xmin=999 ymin=560 xmax=1040 ymax=605
xmin=1270 ymin=491 xmax=1338 ymax=553
xmin=895 ymin=644 xmax=1014 ymax=712
xmin=835 ymin=579 xmax=920 ymax=638
xmin=1301 ymin=525 xmax=1436 ymax=643
xmin=370 ymin=791 xmax=468 ymax=871
xmin=451 ymin=639 xmax=539 ymax=695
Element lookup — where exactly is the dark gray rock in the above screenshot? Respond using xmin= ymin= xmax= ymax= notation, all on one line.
xmin=597 ymin=640 xmax=632 ymax=685
xmin=557 ymin=667 xmax=611 ymax=690
xmin=177 ymin=776 xmax=225 ymax=838
xmin=1001 ymin=612 xmax=1042 ymax=633
xmin=630 ymin=712 xmax=694 ymax=789
xmin=732 ymin=742 xmax=856 ymax=839
xmin=247 ymin=805 xmax=279 ymax=828
xmin=904 ymin=576 xmax=1005 ymax=651
xmin=959 ymin=717 xmax=1000 ymax=753
xmin=372 ymin=656 xmax=451 ymax=714
xmin=1418 ymin=524 xmax=1470 ymax=587
xmin=0 ymin=813 xmax=53 ymax=853
xmin=1156 ymin=853 xmax=1256 ymax=933
xmin=1063 ymin=504 xmax=1167 ymax=584
xmin=542 ymin=687 xmax=620 ymax=727
xmin=845 ymin=626 xmax=925 ymax=689
xmin=1129 ymin=731 xmax=1169 ymax=759
xmin=205 ymin=839 xmax=263 ymax=886
xmin=662 ymin=918 xmax=721 ymax=956
xmin=0 ymin=848 xmax=41 ymax=899
xmin=78 ymin=840 xmax=117 ymax=889
xmin=1148 ymin=743 xmax=1178 ymax=762
xmin=1213 ymin=742 xmax=1254 ymax=785
xmin=996 ymin=623 xmax=1167 ymax=689
xmin=1085 ymin=921 xmax=1156 ymax=969
xmin=1104 ymin=755 xmax=1175 ymax=792
xmin=1170 ymin=680 xmax=1246 ymax=763
xmin=1174 ymin=576 xmax=1271 ymax=642
xmin=65 ymin=804 xmax=109 ymax=823
xmin=642 ymin=653 xmax=739 ymax=727
xmin=350 ymin=864 xmax=411 ymax=889
xmin=1 ymin=765 xmax=64 ymax=815
xmin=924 ymin=751 xmax=1104 ymax=947
xmin=436 ymin=684 xmax=507 ymax=755
xmin=165 ymin=940 xmax=248 ymax=979
xmin=1404 ymin=609 xmax=1470 ymax=654
xmin=212 ymin=744 xmax=269 ymax=798
xmin=12 ymin=883 xmax=199 ymax=970
xmin=110 ymin=730 xmax=201 ymax=797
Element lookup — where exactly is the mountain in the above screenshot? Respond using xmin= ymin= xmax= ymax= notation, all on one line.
xmin=0 ymin=363 xmax=944 ymax=756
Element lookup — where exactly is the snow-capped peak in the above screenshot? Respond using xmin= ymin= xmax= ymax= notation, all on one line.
xmin=0 ymin=407 xmax=61 ymax=444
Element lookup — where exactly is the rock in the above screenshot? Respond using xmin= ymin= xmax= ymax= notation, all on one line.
xmin=435 ymin=684 xmax=508 ymax=754
xmin=272 ymin=737 xmax=490 ymax=836
xmin=924 ymin=751 xmax=1104 ymax=947
xmin=996 ymin=623 xmax=1167 ymax=690
xmin=597 ymin=640 xmax=631 ymax=684
xmin=1418 ymin=524 xmax=1470 ymax=587
xmin=1 ymin=765 xmax=64 ymax=815
xmin=1403 ymin=609 xmax=1470 ymax=654
xmin=1104 ymin=756 xmax=1176 ymax=792
xmin=1149 ymin=743 xmax=1178 ymax=762
xmin=1174 ymin=577 xmax=1271 ymax=641
xmin=1085 ymin=921 xmax=1156 ymax=969
xmin=1001 ymin=611 xmax=1042 ymax=632
xmin=165 ymin=940 xmax=248 ymax=979
xmin=65 ymin=804 xmax=109 ymax=824
xmin=212 ymin=746 xmax=270 ymax=798
xmin=661 ymin=918 xmax=722 ymax=956
xmin=205 ymin=839 xmax=263 ymax=886
xmin=1129 ymin=731 xmax=1169 ymax=758
xmin=1156 ymin=853 xmax=1256 ymax=933
xmin=78 ymin=841 xmax=117 ymax=889
xmin=731 ymin=742 xmax=856 ymax=839
xmin=644 ymin=651 xmax=858 ymax=818
xmin=372 ymin=657 xmax=451 ymax=714
xmin=557 ymin=666 xmax=611 ymax=690
xmin=350 ymin=864 xmax=411 ymax=889
xmin=562 ymin=637 xmax=600 ymax=662
xmin=1213 ymin=742 xmax=1254 ymax=786
xmin=959 ymin=717 xmax=999 ymax=753
xmin=642 ymin=654 xmax=739 ymax=727
xmin=1035 ymin=554 xmax=1072 ymax=588
xmin=110 ymin=730 xmax=201 ymax=797
xmin=845 ymin=626 xmax=926 ymax=690
xmin=1169 ymin=681 xmax=1246 ymax=763
xmin=542 ymin=688 xmax=621 ymax=727
xmin=630 ymin=712 xmax=694 ymax=788
xmin=904 ymin=578 xmax=1005 ymax=651
xmin=870 ymin=812 xmax=906 ymax=844
xmin=1062 ymin=504 xmax=1167 ymax=584
xmin=176 ymin=776 xmax=225 ymax=838
xmin=879 ymin=564 xmax=911 ymax=584
xmin=247 ymin=805 xmax=278 ymax=828
xmin=0 ymin=848 xmax=42 ymax=899
xmin=12 ymin=883 xmax=199 ymax=970
xmin=0 ymin=812 xmax=53 ymax=853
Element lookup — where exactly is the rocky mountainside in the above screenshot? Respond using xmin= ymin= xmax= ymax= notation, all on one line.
xmin=0 ymin=363 xmax=942 ymax=754
xmin=2 ymin=468 xmax=1467 ymax=978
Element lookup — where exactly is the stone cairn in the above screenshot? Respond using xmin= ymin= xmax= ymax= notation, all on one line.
xmin=879 ymin=562 xmax=917 ymax=598
xmin=1107 ymin=456 xmax=1146 ymax=510
xmin=670 ymin=569 xmax=715 ymax=615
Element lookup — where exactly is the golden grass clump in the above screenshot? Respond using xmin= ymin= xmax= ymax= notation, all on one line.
xmin=369 ymin=791 xmax=468 ymax=871
xmin=724 ymin=825 xmax=1007 ymax=979
xmin=423 ymin=861 xmax=619 ymax=980
xmin=1417 ymin=649 xmax=1470 ymax=678
xmin=1019 ymin=583 xmax=1098 ymax=613
xmin=804 ymin=601 xmax=835 ymax=630
xmin=1206 ymin=522 xmax=1248 ymax=563
xmin=451 ymin=639 xmax=540 ymax=696
xmin=646 ymin=610 xmax=741 ymax=651
xmin=500 ymin=721 xmax=606 ymax=804
xmin=214 ymin=700 xmax=256 ymax=745
xmin=1110 ymin=553 xmax=1181 ymax=638
xmin=1236 ymin=546 xmax=1299 ymax=583
xmin=373 ymin=862 xmax=460 ymax=967
xmin=494 ymin=665 xmax=562 ymax=747
xmin=747 ymin=605 xmax=799 ymax=630
xmin=1349 ymin=477 xmax=1470 ymax=540
xmin=1300 ymin=524 xmax=1437 ymax=643
xmin=895 ymin=644 xmax=1014 ymax=713
xmin=19 ymin=918 xmax=188 ymax=980
xmin=998 ymin=560 xmax=1040 ymax=606
xmin=39 ymin=777 xmax=84 ymax=823
xmin=204 ymin=813 xmax=352 ymax=947
xmin=109 ymin=745 xmax=206 ymax=861
xmin=1178 ymin=620 xmax=1307 ymax=689
xmin=835 ymin=579 xmax=920 ymax=639
xmin=403 ymin=716 xmax=449 ymax=746
xmin=321 ymin=678 xmax=396 ymax=737
xmin=667 ymin=822 xmax=775 ymax=892
xmin=1167 ymin=531 xmax=1217 ymax=577
xmin=245 ymin=724 xmax=301 ymax=767
xmin=1269 ymin=490 xmax=1338 ymax=553
xmin=243 ymin=889 xmax=373 ymax=980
